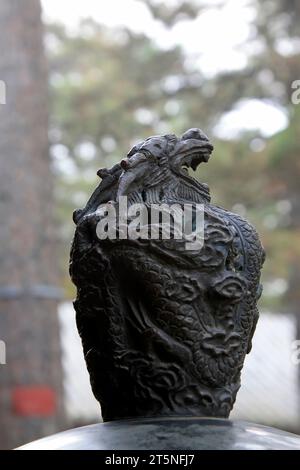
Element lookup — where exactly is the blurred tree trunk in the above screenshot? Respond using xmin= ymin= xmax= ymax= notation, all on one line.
xmin=0 ymin=0 xmax=65 ymax=449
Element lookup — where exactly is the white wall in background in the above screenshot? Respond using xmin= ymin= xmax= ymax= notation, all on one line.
xmin=232 ymin=312 xmax=299 ymax=428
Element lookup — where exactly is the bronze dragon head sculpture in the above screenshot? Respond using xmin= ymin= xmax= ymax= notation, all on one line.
xmin=70 ymin=129 xmax=265 ymax=421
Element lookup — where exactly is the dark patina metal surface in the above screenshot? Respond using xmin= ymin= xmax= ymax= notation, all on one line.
xmin=70 ymin=129 xmax=265 ymax=421
xmin=19 ymin=418 xmax=300 ymax=450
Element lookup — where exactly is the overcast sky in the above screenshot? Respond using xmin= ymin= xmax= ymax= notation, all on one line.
xmin=41 ymin=0 xmax=288 ymax=138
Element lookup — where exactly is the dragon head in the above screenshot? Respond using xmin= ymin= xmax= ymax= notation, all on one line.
xmin=73 ymin=128 xmax=213 ymax=224
xmin=116 ymin=128 xmax=214 ymax=201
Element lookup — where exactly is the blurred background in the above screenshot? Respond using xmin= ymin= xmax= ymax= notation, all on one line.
xmin=0 ymin=0 xmax=300 ymax=449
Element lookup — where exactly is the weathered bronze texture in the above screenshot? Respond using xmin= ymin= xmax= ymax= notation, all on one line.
xmin=70 ymin=129 xmax=265 ymax=421
xmin=19 ymin=418 xmax=300 ymax=451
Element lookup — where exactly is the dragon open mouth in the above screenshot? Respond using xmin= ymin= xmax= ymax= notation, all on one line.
xmin=179 ymin=146 xmax=213 ymax=174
